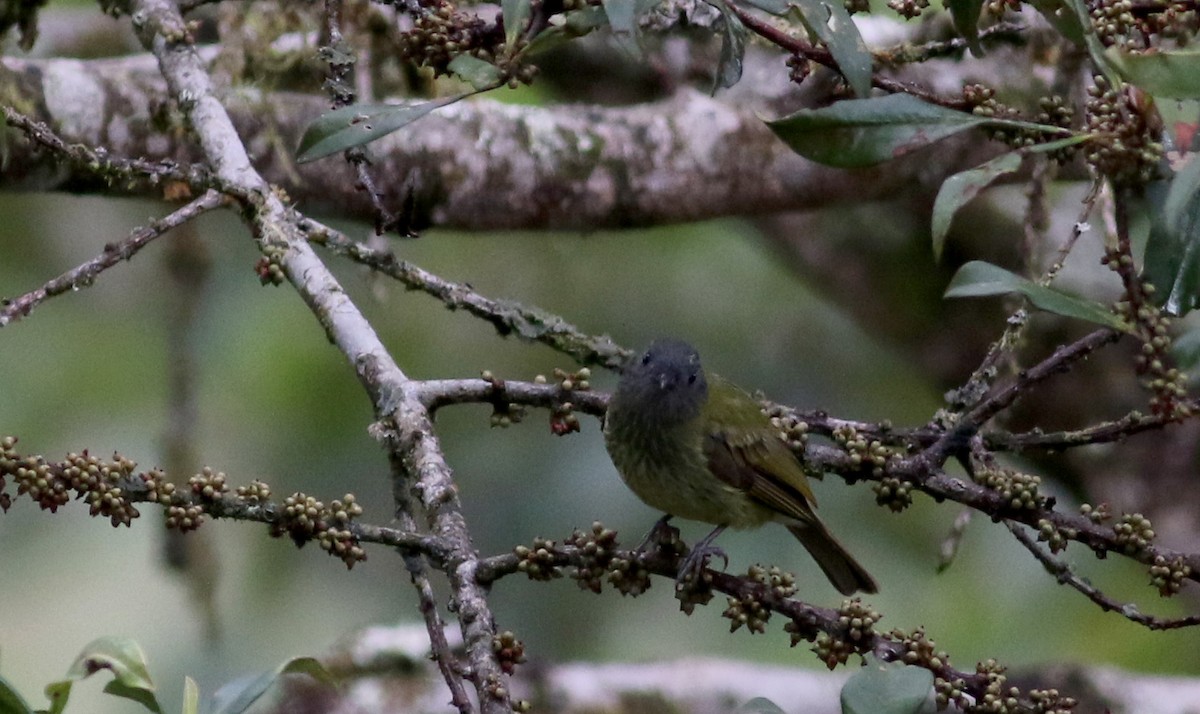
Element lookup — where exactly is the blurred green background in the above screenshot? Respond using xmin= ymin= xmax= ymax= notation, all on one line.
xmin=1 ymin=191 xmax=1197 ymax=713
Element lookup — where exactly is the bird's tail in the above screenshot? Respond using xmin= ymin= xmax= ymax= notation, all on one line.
xmin=787 ymin=521 xmax=878 ymax=595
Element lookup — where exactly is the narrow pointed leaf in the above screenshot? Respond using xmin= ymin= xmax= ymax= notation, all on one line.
xmin=1145 ymin=153 xmax=1200 ymax=315
xmin=768 ymin=94 xmax=1072 ymax=167
xmin=945 ymin=261 xmax=1128 ymax=330
xmin=932 ymin=135 xmax=1091 ymax=259
xmin=0 ymin=674 xmax=35 ymax=714
xmin=182 ymin=677 xmax=200 ymax=714
xmin=767 ymin=94 xmax=987 ymax=167
xmin=503 ymin=0 xmax=532 ymax=47
xmin=1107 ymin=49 xmax=1200 ymax=99
xmin=933 ymin=151 xmax=1023 ymax=260
xmin=211 ymin=657 xmax=335 ymax=714
xmin=296 ymin=96 xmax=465 ymax=163
xmin=707 ymin=0 xmax=747 ymax=91
xmin=790 ymin=0 xmax=872 ymax=98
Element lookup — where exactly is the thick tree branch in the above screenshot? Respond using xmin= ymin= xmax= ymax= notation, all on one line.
xmin=0 ymin=49 xmax=1002 ymax=230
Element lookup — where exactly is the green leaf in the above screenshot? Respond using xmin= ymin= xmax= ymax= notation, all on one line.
xmin=946 ymin=0 xmax=985 ymax=55
xmin=525 ymin=6 xmax=609 ymax=55
xmin=1025 ymin=0 xmax=1084 ymax=43
xmin=0 ymin=673 xmax=35 ymax=714
xmin=296 ymin=96 xmax=467 ymax=163
xmin=945 ymin=261 xmax=1129 ymax=330
xmin=503 ymin=0 xmax=533 ymax=48
xmin=182 ymin=677 xmax=200 ymax=714
xmin=1145 ymin=153 xmax=1200 ymax=315
xmin=44 ymin=637 xmax=162 ymax=714
xmin=707 ymin=0 xmax=747 ymax=91
xmin=790 ymin=0 xmax=872 ymax=98
xmin=1108 ymin=49 xmax=1200 ymax=99
xmin=841 ymin=661 xmax=934 ymax=714
xmin=210 ymin=657 xmax=336 ymax=714
xmin=767 ymin=94 xmax=987 ymax=167
xmin=768 ymin=94 xmax=1072 ymax=167
xmin=932 ymin=136 xmax=1091 ymax=260
xmin=932 ymin=151 xmax=1023 ymax=261
xmin=447 ymin=54 xmax=504 ymax=90
xmin=738 ymin=697 xmax=787 ymax=713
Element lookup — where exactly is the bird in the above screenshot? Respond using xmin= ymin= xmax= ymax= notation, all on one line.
xmin=603 ymin=338 xmax=877 ymax=595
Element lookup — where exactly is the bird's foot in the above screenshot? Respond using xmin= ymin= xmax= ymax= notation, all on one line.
xmin=636 ymin=514 xmax=683 ymax=556
xmin=674 ymin=542 xmax=727 ymax=588
xmin=674 ymin=524 xmax=728 ymax=589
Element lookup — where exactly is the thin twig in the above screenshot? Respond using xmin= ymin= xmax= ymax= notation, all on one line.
xmin=2 ymin=105 xmax=221 ymax=194
xmin=0 ymin=191 xmax=225 ymax=327
xmin=920 ymin=328 xmax=1122 ymax=464
xmin=302 ymin=219 xmax=631 ymax=369
xmin=1007 ymin=522 xmax=1200 ymax=631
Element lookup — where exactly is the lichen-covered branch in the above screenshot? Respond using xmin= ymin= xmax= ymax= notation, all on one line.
xmin=0 ymin=49 xmax=1000 ymax=231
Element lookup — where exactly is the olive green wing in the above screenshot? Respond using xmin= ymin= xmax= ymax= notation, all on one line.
xmin=702 ymin=374 xmax=819 ymax=521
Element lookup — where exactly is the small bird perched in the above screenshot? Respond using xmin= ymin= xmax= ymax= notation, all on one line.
xmin=603 ymin=339 xmax=877 ymax=595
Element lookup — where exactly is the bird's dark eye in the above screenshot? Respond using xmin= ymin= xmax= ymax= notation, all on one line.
xmin=687 ymin=373 xmax=697 ymax=385
xmin=641 ymin=353 xmax=652 ymax=366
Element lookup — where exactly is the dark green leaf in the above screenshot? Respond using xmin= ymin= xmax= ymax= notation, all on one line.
xmin=44 ymin=637 xmax=162 ymax=714
xmin=933 ymin=151 xmax=1023 ymax=261
xmin=707 ymin=0 xmax=747 ymax=91
xmin=767 ymin=94 xmax=987 ymax=167
xmin=1145 ymin=153 xmax=1200 ymax=315
xmin=946 ymin=0 xmax=985 ymax=55
xmin=1108 ymin=49 xmax=1200 ymax=99
xmin=447 ymin=54 xmax=504 ymax=90
xmin=945 ymin=261 xmax=1129 ymax=330
xmin=296 ymin=96 xmax=466 ymax=163
xmin=932 ymin=136 xmax=1091 ymax=259
xmin=503 ymin=0 xmax=533 ymax=48
xmin=791 ymin=0 xmax=872 ymax=98
xmin=841 ymin=661 xmax=934 ymax=714
xmin=211 ymin=657 xmax=336 ymax=714
xmin=768 ymin=94 xmax=1071 ymax=167
xmin=0 ymin=673 xmax=35 ymax=714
